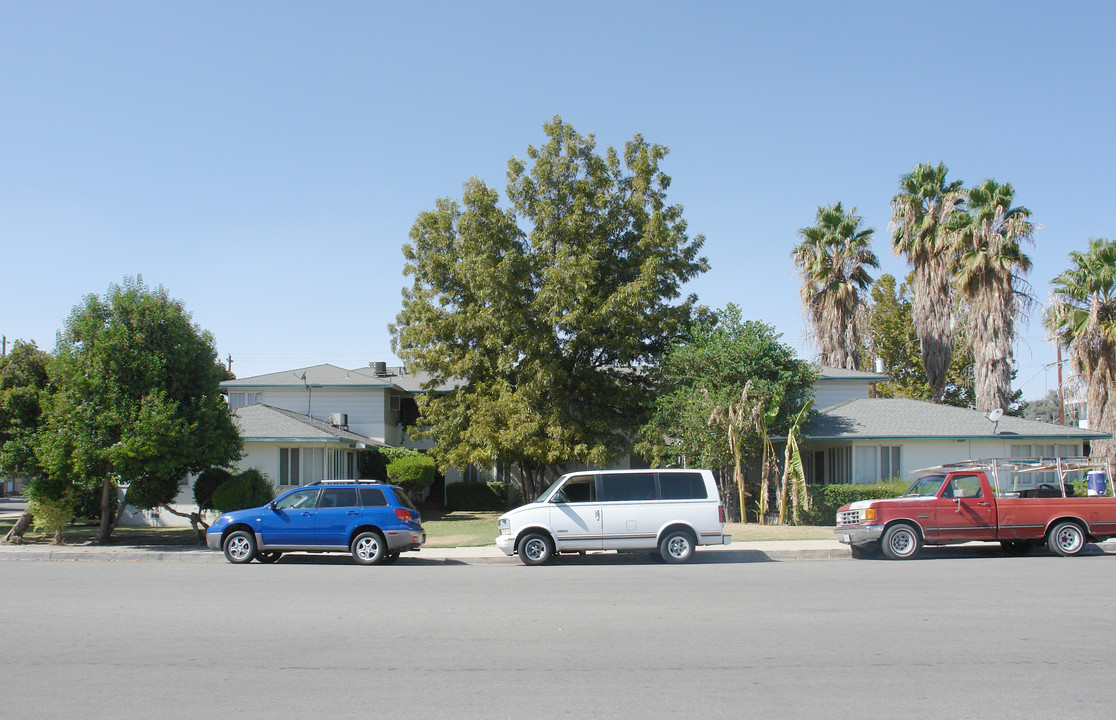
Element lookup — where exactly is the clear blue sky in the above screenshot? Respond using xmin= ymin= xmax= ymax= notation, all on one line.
xmin=2 ymin=1 xmax=1113 ymax=402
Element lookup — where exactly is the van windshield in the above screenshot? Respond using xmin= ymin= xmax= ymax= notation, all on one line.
xmin=537 ymin=478 xmax=565 ymax=503
xmin=904 ymin=475 xmax=946 ymax=497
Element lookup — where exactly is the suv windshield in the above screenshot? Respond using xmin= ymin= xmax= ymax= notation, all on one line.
xmin=904 ymin=475 xmax=946 ymax=497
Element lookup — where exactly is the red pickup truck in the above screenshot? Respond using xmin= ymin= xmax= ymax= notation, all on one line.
xmin=835 ymin=458 xmax=1116 ymax=560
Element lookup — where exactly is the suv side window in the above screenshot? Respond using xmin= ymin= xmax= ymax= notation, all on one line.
xmin=601 ymin=473 xmax=657 ymax=502
xmin=554 ymin=475 xmax=596 ymax=503
xmin=359 ymin=487 xmax=387 ymax=507
xmin=659 ymin=472 xmax=707 ymax=500
xmin=274 ymin=489 xmax=320 ymax=511
xmin=318 ymin=487 xmax=359 ymax=508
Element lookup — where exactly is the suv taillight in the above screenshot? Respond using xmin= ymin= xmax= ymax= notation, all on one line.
xmin=394 ymin=508 xmax=413 ymax=522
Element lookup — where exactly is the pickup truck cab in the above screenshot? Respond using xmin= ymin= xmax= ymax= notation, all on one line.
xmin=836 ymin=458 xmax=1116 ymax=560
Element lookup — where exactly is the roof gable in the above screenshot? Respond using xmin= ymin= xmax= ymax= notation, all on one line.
xmin=233 ymin=404 xmax=386 ymax=446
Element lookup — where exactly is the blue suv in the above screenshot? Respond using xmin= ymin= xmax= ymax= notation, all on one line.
xmin=206 ymin=480 xmax=426 ymax=565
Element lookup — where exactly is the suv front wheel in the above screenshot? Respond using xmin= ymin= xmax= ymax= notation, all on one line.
xmin=351 ymin=531 xmax=388 ymax=565
xmin=223 ymin=530 xmax=257 ymax=564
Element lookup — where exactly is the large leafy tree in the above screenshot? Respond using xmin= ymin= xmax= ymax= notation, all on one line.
xmin=1045 ymin=239 xmax=1116 ymax=457
xmin=0 ymin=341 xmax=52 ymax=543
xmin=392 ymin=117 xmax=708 ymax=500
xmin=792 ymin=202 xmax=878 ymax=370
xmin=35 ymin=277 xmax=242 ymax=543
xmin=890 ymin=162 xmax=966 ymax=401
xmin=953 ymin=179 xmax=1035 ymax=413
xmin=637 ymin=305 xmax=816 ymax=522
xmin=865 ymin=274 xmax=975 ymax=407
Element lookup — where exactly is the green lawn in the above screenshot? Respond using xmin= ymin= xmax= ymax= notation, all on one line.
xmin=0 ymin=513 xmax=834 ymax=548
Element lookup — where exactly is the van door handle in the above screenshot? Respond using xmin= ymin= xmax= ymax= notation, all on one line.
xmin=595 ymin=510 xmax=601 ymax=521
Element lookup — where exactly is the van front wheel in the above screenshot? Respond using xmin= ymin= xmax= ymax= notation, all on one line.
xmin=659 ymin=530 xmax=695 ymax=563
xmin=519 ymin=533 xmax=553 ymax=566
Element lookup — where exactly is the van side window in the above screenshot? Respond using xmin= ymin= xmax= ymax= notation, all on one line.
xmin=601 ymin=473 xmax=658 ymax=502
xmin=659 ymin=472 xmax=707 ymax=500
xmin=555 ymin=475 xmax=596 ymax=503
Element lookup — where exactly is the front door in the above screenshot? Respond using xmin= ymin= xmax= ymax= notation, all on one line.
xmin=548 ymin=474 xmax=603 ymax=551
xmin=931 ymin=474 xmax=996 ymax=541
xmin=259 ymin=488 xmax=320 ymax=546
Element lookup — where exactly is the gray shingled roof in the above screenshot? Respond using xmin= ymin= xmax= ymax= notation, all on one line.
xmin=221 ymin=363 xmax=456 ymax=393
xmin=233 ymin=404 xmax=386 ymax=446
xmin=804 ymin=398 xmax=1110 ymax=441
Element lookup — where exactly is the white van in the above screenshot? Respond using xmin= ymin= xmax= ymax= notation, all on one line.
xmin=495 ymin=468 xmax=731 ymax=565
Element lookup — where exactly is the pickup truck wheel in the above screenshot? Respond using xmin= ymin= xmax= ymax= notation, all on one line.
xmin=519 ymin=532 xmax=553 ymax=566
xmin=850 ymin=543 xmax=881 ymax=559
xmin=1048 ymin=521 xmax=1086 ymax=557
xmin=881 ymin=524 xmax=921 ymax=560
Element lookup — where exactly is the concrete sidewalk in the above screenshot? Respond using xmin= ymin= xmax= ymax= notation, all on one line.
xmin=0 ymin=539 xmax=851 ymax=565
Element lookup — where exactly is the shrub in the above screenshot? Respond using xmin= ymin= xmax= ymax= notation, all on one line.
xmin=386 ymin=454 xmax=436 ymax=496
xmin=446 ymin=481 xmax=508 ymax=511
xmin=211 ymin=469 xmax=275 ymax=513
xmin=797 ymin=479 xmax=909 ymax=526
xmin=194 ymin=467 xmax=233 ymax=510
xmin=25 ymin=477 xmax=76 ymax=543
xmin=72 ymin=481 xmax=118 ymax=521
xmin=124 ymin=474 xmax=182 ymax=510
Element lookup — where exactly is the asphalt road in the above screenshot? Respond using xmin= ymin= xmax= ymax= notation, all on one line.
xmin=5 ymin=553 xmax=1116 ymax=720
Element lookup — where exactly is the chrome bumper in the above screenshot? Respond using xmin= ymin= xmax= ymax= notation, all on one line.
xmin=835 ymin=524 xmax=885 ymax=546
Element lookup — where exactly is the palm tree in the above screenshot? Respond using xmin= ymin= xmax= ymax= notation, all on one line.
xmin=793 ymin=202 xmax=879 ymax=370
xmin=952 ymin=179 xmax=1034 ymax=413
xmin=1045 ymin=239 xmax=1116 ymax=457
xmin=890 ymin=163 xmax=966 ymax=401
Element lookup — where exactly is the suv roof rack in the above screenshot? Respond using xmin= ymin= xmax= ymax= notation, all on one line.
xmin=307 ymin=478 xmax=386 ymax=486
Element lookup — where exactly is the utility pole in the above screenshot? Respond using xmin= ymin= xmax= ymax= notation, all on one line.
xmin=227 ymin=353 xmax=233 ymax=372
xmin=1 ymin=335 xmax=6 ymax=357
xmin=1057 ymin=345 xmax=1065 ymax=426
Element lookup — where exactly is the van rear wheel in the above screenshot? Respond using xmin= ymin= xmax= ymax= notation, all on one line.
xmin=659 ymin=530 xmax=695 ymax=563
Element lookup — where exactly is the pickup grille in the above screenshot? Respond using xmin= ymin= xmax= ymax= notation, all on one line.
xmin=836 ymin=509 xmax=863 ymax=526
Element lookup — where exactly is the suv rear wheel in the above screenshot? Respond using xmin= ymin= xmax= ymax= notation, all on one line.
xmin=351 ymin=531 xmax=388 ymax=565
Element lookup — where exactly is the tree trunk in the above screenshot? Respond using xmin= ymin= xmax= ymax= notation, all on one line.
xmin=98 ymin=476 xmax=115 ymax=545
xmin=2 ymin=511 xmax=33 ymax=544
xmin=159 ymin=503 xmax=210 ymax=544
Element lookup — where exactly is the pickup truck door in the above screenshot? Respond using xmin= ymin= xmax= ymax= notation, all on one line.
xmin=930 ymin=474 xmax=996 ymax=541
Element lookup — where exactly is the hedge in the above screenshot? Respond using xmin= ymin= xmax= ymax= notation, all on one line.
xmin=797 ymin=480 xmax=909 ymax=525
xmin=211 ymin=469 xmax=275 ymax=513
xmin=446 ymin=481 xmax=508 ymax=511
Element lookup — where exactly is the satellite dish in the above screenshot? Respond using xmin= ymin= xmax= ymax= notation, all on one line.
xmin=987 ymin=408 xmax=1004 ymax=422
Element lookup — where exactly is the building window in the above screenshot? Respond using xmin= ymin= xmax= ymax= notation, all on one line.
xmin=228 ymin=392 xmax=262 ymax=409
xmin=854 ymin=445 xmax=901 ymax=484
xmin=279 ymin=448 xmax=300 ymax=486
xmin=1010 ymin=444 xmax=1081 ymax=486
